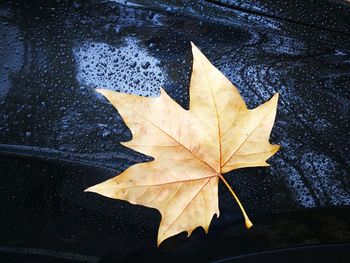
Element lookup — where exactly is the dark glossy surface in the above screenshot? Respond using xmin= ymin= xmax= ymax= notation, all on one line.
xmin=213 ymin=244 xmax=350 ymax=263
xmin=1 ymin=155 xmax=350 ymax=262
xmin=0 ymin=0 xmax=350 ymax=262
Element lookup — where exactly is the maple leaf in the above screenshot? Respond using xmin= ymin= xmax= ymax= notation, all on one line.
xmin=86 ymin=43 xmax=280 ymax=245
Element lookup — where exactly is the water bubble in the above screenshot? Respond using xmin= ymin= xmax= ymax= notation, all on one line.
xmin=141 ymin=61 xmax=150 ymax=69
xmin=74 ymin=38 xmax=166 ymax=97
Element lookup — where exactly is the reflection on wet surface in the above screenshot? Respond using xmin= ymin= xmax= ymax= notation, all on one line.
xmin=0 ymin=21 xmax=24 ymax=97
xmin=0 ymin=0 xmax=350 ymax=261
xmin=74 ymin=38 xmax=166 ymax=96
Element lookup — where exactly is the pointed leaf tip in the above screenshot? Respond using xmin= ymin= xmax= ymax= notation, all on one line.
xmin=84 ymin=185 xmax=98 ymax=193
xmin=272 ymin=92 xmax=279 ymax=101
xmin=95 ymin=88 xmax=107 ymax=95
xmin=84 ymin=187 xmax=92 ymax=193
xmin=190 ymin=42 xmax=201 ymax=54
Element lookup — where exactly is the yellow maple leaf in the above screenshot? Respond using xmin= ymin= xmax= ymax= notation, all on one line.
xmin=86 ymin=43 xmax=280 ymax=245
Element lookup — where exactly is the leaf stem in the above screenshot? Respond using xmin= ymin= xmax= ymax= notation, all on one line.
xmin=218 ymin=174 xmax=253 ymax=229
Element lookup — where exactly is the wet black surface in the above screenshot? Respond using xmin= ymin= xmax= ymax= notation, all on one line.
xmin=0 ymin=0 xmax=350 ymax=262
xmin=213 ymin=244 xmax=350 ymax=263
xmin=1 ymin=155 xmax=350 ymax=262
